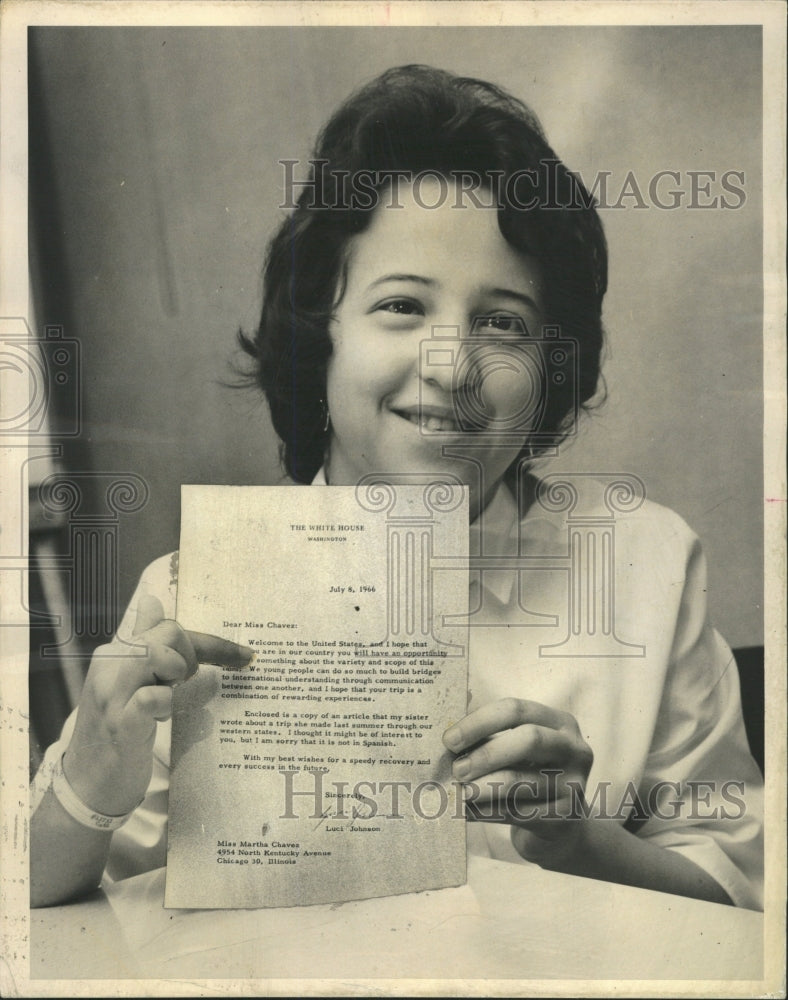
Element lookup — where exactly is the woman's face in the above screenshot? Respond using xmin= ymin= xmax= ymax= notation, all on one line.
xmin=325 ymin=180 xmax=545 ymax=519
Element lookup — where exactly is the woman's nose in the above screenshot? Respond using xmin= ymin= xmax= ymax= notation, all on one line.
xmin=418 ymin=323 xmax=472 ymax=394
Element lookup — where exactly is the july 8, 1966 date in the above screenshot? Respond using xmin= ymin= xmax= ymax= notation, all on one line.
xmin=329 ymin=584 xmax=376 ymax=594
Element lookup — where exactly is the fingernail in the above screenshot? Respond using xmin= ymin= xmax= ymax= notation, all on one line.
xmin=240 ymin=647 xmax=255 ymax=666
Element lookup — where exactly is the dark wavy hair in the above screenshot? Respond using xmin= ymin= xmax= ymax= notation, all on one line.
xmin=240 ymin=64 xmax=607 ymax=484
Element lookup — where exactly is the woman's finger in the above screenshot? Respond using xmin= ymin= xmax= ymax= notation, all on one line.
xmin=142 ymin=619 xmax=200 ymax=678
xmin=187 ymin=630 xmax=255 ymax=670
xmin=144 ymin=643 xmax=191 ymax=686
xmin=133 ymin=621 xmax=254 ymax=679
xmin=132 ymin=594 xmax=166 ymax=637
xmin=462 ymin=767 xmax=580 ymax=826
xmin=124 ymin=685 xmax=175 ymax=731
xmin=451 ymin=724 xmax=574 ymax=783
xmin=462 ymin=768 xmax=532 ymax=823
xmin=443 ymin=697 xmax=569 ymax=754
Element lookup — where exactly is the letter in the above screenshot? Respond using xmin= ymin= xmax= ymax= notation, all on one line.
xmin=279 ymin=158 xmax=329 ymax=210
xmin=166 ymin=483 xmax=469 ymax=907
xmin=378 ymin=169 xmax=413 ymax=209
xmin=411 ymin=780 xmax=448 ymax=820
xmin=451 ymin=170 xmax=495 ymax=209
xmin=351 ymin=780 xmax=379 ymax=820
xmin=648 ymin=170 xmax=684 ymax=210
xmin=411 ymin=170 xmax=449 ymax=209
xmin=464 ymin=780 xmax=509 ymax=822
xmin=687 ymin=170 xmax=719 ymax=209
xmin=278 ymin=768 xmax=325 ymax=820
xmin=610 ymin=781 xmax=650 ymax=822
xmin=541 ymin=157 xmax=566 ymax=209
xmin=720 ymin=780 xmax=746 ymax=820
xmin=378 ymin=779 xmax=410 ymax=819
xmin=565 ymin=779 xmax=609 ymax=820
xmin=348 ymin=168 xmax=378 ymax=210
xmin=647 ymin=780 xmax=683 ymax=821
xmin=611 ymin=171 xmax=649 ymax=210
xmin=541 ymin=768 xmax=564 ymax=819
xmin=331 ymin=780 xmax=352 ymax=820
xmin=504 ymin=780 xmax=540 ymax=823
xmin=720 ymin=169 xmax=746 ymax=209
xmin=504 ymin=168 xmax=539 ymax=210
xmin=328 ymin=169 xmax=351 ymax=210
xmin=687 ymin=780 xmax=718 ymax=819
xmin=574 ymin=169 xmax=612 ymax=210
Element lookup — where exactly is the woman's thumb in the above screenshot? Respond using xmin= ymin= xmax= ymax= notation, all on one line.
xmin=133 ymin=593 xmax=165 ymax=636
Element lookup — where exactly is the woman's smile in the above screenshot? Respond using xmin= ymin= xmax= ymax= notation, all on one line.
xmin=392 ymin=404 xmax=462 ymax=434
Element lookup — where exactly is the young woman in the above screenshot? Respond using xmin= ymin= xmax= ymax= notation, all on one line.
xmin=31 ymin=65 xmax=763 ymax=910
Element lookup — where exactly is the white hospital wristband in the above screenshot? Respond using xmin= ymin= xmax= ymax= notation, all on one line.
xmin=51 ymin=753 xmax=137 ymax=832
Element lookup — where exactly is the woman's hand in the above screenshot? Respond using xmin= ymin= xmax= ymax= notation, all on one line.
xmin=442 ymin=697 xmax=594 ymax=867
xmin=63 ymin=594 xmax=253 ymax=818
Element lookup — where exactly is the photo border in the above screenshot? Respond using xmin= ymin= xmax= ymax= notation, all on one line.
xmin=1 ymin=2 xmax=785 ymax=997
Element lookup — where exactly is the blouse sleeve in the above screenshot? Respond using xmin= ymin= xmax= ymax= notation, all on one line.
xmin=632 ymin=529 xmax=763 ymax=910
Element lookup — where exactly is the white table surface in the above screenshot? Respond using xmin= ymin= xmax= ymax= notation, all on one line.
xmin=31 ymin=855 xmax=763 ymax=984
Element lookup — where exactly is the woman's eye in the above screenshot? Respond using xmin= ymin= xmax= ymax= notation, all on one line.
xmin=474 ymin=314 xmax=529 ymax=335
xmin=377 ymin=299 xmax=423 ymax=316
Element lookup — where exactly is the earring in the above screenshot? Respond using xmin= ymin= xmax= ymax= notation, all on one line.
xmin=320 ymin=398 xmax=330 ymax=433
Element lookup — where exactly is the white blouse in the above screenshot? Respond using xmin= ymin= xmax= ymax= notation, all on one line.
xmin=32 ymin=475 xmax=763 ymax=909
